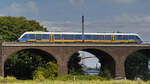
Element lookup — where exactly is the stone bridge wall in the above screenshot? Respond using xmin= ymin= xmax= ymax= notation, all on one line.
xmin=1 ymin=42 xmax=150 ymax=79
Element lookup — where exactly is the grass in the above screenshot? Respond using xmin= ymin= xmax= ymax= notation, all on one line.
xmin=0 ymin=77 xmax=150 ymax=84
xmin=1 ymin=80 xmax=150 ymax=84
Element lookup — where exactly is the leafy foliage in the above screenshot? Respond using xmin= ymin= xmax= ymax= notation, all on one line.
xmin=56 ymin=74 xmax=105 ymax=81
xmin=125 ymin=52 xmax=150 ymax=80
xmin=99 ymin=67 xmax=112 ymax=80
xmin=4 ymin=49 xmax=55 ymax=79
xmin=0 ymin=16 xmax=47 ymax=41
xmin=33 ymin=62 xmax=58 ymax=80
xmin=1 ymin=16 xmax=55 ymax=80
xmin=33 ymin=67 xmax=46 ymax=81
xmin=68 ymin=53 xmax=85 ymax=75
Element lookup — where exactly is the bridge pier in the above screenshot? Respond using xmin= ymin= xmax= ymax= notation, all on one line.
xmin=0 ymin=58 xmax=3 ymax=77
xmin=0 ymin=36 xmax=3 ymax=77
xmin=53 ymin=48 xmax=72 ymax=76
xmin=115 ymin=60 xmax=126 ymax=79
xmin=58 ymin=61 xmax=68 ymax=76
xmin=110 ymin=48 xmax=132 ymax=80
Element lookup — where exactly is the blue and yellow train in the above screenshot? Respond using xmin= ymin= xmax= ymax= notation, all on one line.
xmin=18 ymin=31 xmax=143 ymax=43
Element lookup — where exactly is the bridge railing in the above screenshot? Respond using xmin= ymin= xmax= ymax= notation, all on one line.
xmin=3 ymin=40 xmax=150 ymax=45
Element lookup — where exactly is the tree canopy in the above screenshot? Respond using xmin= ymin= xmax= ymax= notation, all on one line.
xmin=0 ymin=16 xmax=47 ymax=41
xmin=125 ymin=52 xmax=150 ymax=80
xmin=5 ymin=49 xmax=56 ymax=79
xmin=68 ymin=53 xmax=85 ymax=75
xmin=1 ymin=16 xmax=52 ymax=79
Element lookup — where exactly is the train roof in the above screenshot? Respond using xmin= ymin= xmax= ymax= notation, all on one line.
xmin=23 ymin=31 xmax=139 ymax=35
xmin=18 ymin=31 xmax=141 ymax=40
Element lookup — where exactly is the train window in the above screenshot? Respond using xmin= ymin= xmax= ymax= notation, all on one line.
xmin=136 ymin=36 xmax=140 ymax=40
xmin=62 ymin=35 xmax=66 ymax=40
xmin=22 ymin=35 xmax=27 ymax=38
xmin=67 ymin=35 xmax=73 ymax=40
xmin=123 ymin=35 xmax=128 ymax=40
xmin=105 ymin=35 xmax=111 ymax=40
xmin=70 ymin=35 xmax=74 ymax=40
xmin=76 ymin=35 xmax=82 ymax=40
xmin=29 ymin=34 xmax=35 ymax=39
xmin=118 ymin=35 xmax=122 ymax=40
xmin=129 ymin=35 xmax=134 ymax=40
xmin=62 ymin=34 xmax=73 ymax=40
xmin=93 ymin=35 xmax=99 ymax=40
xmin=43 ymin=34 xmax=48 ymax=39
xmin=36 ymin=34 xmax=41 ymax=39
xmin=55 ymin=34 xmax=62 ymax=40
xmin=100 ymin=35 xmax=104 ymax=40
xmin=85 ymin=35 xmax=91 ymax=40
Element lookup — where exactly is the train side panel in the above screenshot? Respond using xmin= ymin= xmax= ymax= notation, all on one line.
xmin=18 ymin=32 xmax=142 ymax=44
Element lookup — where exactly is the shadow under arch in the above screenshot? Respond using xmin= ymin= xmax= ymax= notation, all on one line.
xmin=125 ymin=49 xmax=150 ymax=80
xmin=67 ymin=48 xmax=116 ymax=77
xmin=4 ymin=48 xmax=57 ymax=80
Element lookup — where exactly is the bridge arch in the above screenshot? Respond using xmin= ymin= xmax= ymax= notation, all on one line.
xmin=3 ymin=48 xmax=58 ymax=79
xmin=67 ymin=48 xmax=116 ymax=77
xmin=125 ymin=49 xmax=150 ymax=80
xmin=3 ymin=47 xmax=59 ymax=63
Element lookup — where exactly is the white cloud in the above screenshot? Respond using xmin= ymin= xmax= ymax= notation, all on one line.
xmin=40 ymin=14 xmax=150 ymax=41
xmin=0 ymin=1 xmax=39 ymax=16
xmin=26 ymin=1 xmax=39 ymax=16
xmin=0 ymin=14 xmax=4 ymax=16
xmin=40 ymin=14 xmax=150 ymax=33
xmin=40 ymin=21 xmax=68 ymax=31
xmin=40 ymin=20 xmax=82 ymax=32
xmin=113 ymin=14 xmax=150 ymax=27
xmin=69 ymin=0 xmax=84 ymax=6
xmin=109 ymin=0 xmax=136 ymax=4
xmin=110 ymin=14 xmax=150 ymax=40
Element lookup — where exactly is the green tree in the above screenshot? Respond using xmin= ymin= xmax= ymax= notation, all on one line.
xmin=5 ymin=49 xmax=55 ymax=79
xmin=68 ymin=53 xmax=85 ymax=75
xmin=99 ymin=67 xmax=112 ymax=80
xmin=0 ymin=16 xmax=47 ymax=41
xmin=1 ymin=16 xmax=55 ymax=80
xmin=125 ymin=52 xmax=150 ymax=80
xmin=33 ymin=62 xmax=58 ymax=80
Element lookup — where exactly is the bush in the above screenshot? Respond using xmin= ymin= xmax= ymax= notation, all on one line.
xmin=99 ymin=68 xmax=112 ymax=80
xmin=56 ymin=74 xmax=105 ymax=81
xmin=44 ymin=62 xmax=58 ymax=79
xmin=0 ymin=76 xmax=17 ymax=82
xmin=0 ymin=76 xmax=3 ymax=80
xmin=33 ymin=62 xmax=58 ymax=80
xmin=69 ymin=67 xmax=85 ymax=75
xmin=33 ymin=67 xmax=45 ymax=81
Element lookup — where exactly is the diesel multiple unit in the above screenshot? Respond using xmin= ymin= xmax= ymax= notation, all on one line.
xmin=18 ymin=32 xmax=142 ymax=43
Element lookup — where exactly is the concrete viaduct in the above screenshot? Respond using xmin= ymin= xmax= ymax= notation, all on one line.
xmin=1 ymin=41 xmax=150 ymax=79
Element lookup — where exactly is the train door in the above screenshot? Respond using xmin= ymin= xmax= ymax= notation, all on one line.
xmin=50 ymin=34 xmax=54 ymax=42
xmin=112 ymin=35 xmax=116 ymax=41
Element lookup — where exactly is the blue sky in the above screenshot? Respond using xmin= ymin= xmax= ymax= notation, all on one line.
xmin=0 ymin=0 xmax=150 ymax=41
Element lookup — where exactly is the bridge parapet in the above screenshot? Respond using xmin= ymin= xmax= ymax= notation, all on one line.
xmin=2 ymin=42 xmax=150 ymax=47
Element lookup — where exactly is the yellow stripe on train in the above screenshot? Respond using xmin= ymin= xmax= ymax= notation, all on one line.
xmin=27 ymin=39 xmax=136 ymax=43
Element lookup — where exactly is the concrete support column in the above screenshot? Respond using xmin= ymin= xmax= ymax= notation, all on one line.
xmin=0 ymin=62 xmax=4 ymax=77
xmin=55 ymin=47 xmax=73 ymax=76
xmin=0 ymin=59 xmax=2 ymax=77
xmin=115 ymin=60 xmax=126 ymax=79
xmin=0 ymin=36 xmax=3 ymax=77
xmin=57 ymin=61 xmax=68 ymax=76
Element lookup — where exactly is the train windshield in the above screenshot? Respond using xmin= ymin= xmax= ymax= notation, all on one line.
xmin=22 ymin=34 xmax=27 ymax=38
xmin=136 ymin=36 xmax=140 ymax=40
